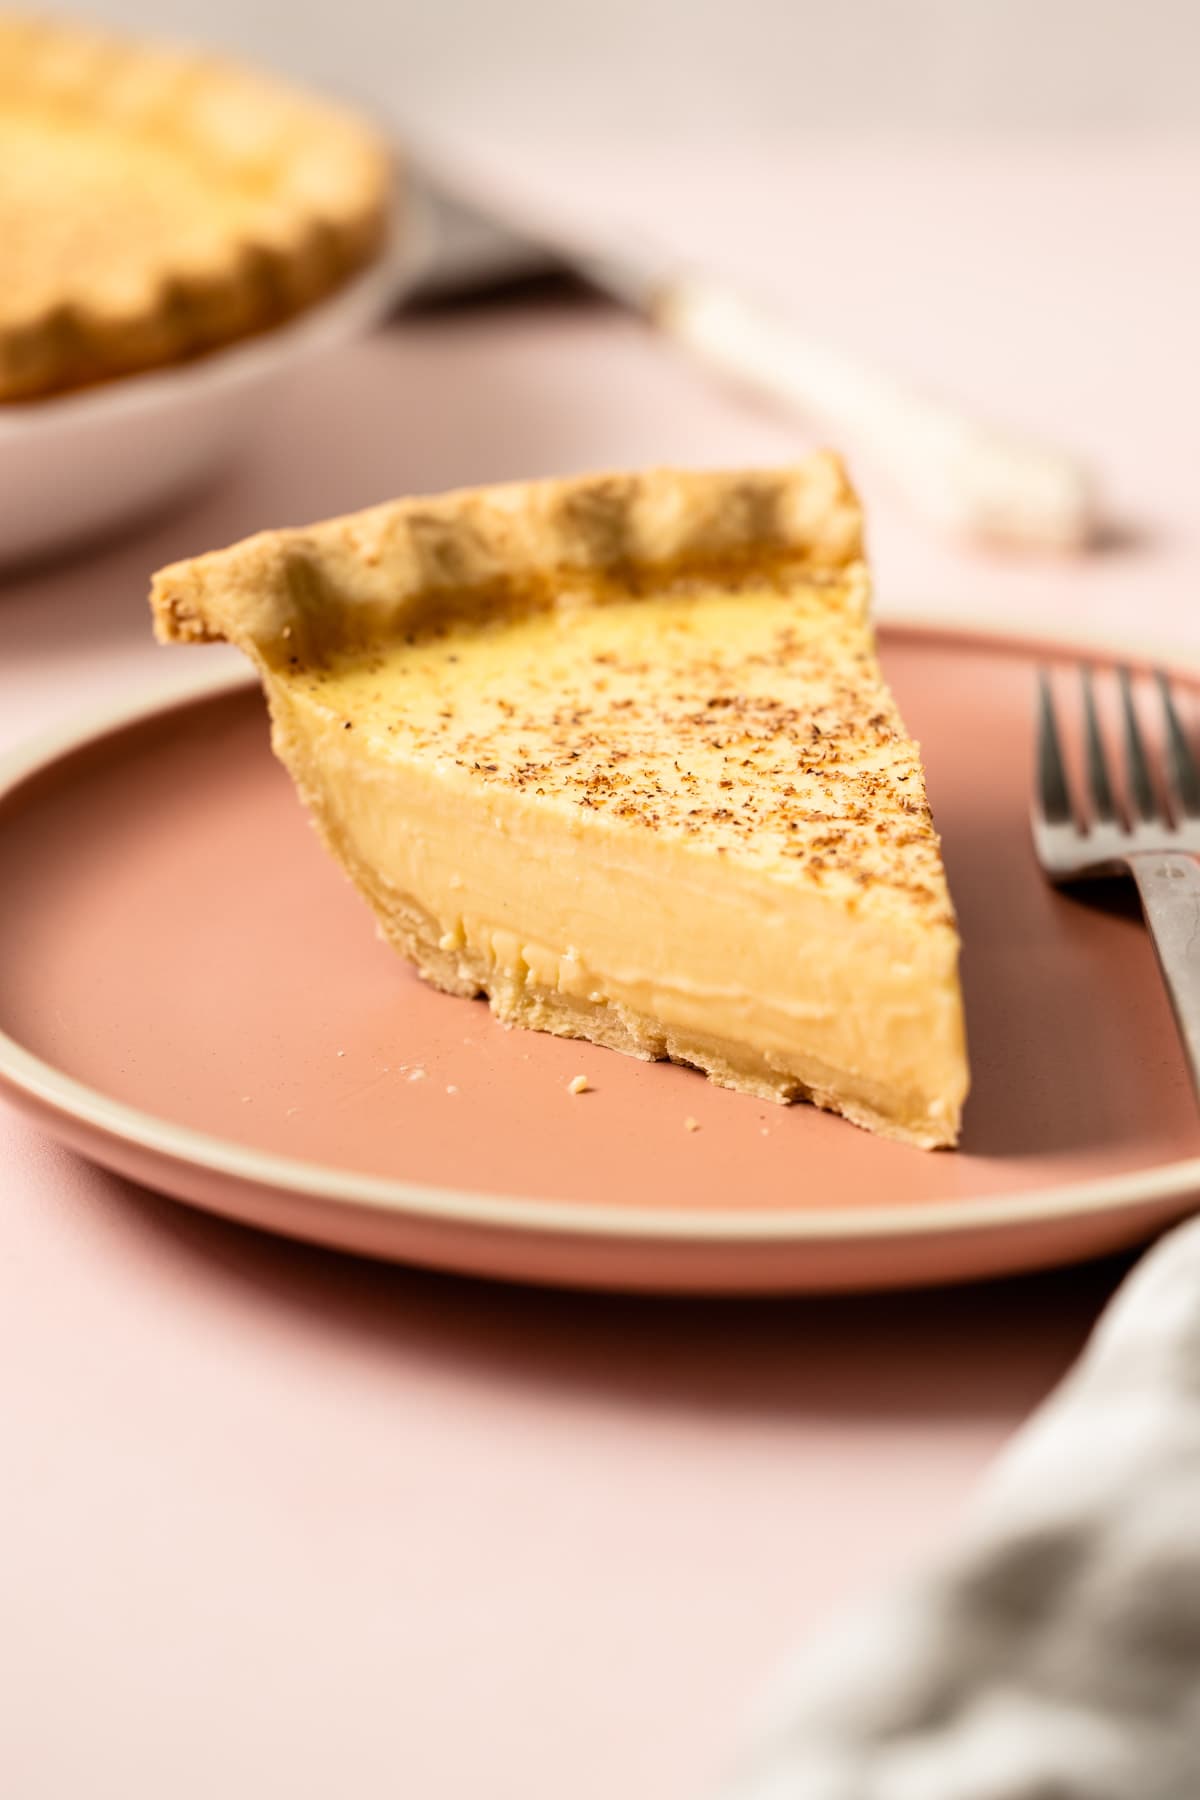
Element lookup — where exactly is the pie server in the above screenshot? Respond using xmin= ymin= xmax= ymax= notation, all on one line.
xmin=399 ymin=162 xmax=1100 ymax=557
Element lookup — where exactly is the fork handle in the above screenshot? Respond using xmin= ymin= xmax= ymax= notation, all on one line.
xmin=1129 ymin=852 xmax=1200 ymax=1101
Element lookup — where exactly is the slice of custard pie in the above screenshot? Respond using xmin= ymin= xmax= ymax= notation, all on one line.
xmin=150 ymin=455 xmax=969 ymax=1147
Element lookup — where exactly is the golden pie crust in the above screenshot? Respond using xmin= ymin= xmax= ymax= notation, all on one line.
xmin=150 ymin=456 xmax=868 ymax=661
xmin=0 ymin=15 xmax=396 ymax=402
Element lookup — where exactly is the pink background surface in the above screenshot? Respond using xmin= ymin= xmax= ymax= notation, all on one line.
xmin=2 ymin=141 xmax=1199 ymax=1797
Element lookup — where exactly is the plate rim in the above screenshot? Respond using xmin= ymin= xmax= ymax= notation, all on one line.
xmin=3 ymin=615 xmax=1200 ymax=1249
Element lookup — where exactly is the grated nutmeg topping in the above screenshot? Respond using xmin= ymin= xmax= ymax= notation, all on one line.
xmin=289 ymin=573 xmax=955 ymax=928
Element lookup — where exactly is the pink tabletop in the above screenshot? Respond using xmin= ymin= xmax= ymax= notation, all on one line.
xmin=2 ymin=140 xmax=1198 ymax=1798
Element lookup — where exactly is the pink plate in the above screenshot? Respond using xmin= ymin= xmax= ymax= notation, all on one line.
xmin=2 ymin=621 xmax=1200 ymax=1291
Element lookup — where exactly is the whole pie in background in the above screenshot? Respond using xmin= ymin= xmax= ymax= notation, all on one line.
xmin=0 ymin=14 xmax=397 ymax=402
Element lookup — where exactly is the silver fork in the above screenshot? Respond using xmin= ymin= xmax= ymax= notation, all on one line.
xmin=1033 ymin=664 xmax=1200 ymax=1098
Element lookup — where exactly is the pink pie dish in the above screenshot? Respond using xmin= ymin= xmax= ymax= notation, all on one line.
xmin=1 ymin=617 xmax=1198 ymax=1292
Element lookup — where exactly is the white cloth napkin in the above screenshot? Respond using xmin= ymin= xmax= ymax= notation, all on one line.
xmin=726 ymin=1216 xmax=1200 ymax=1800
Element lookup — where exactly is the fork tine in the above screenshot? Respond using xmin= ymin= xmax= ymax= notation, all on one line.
xmin=1118 ymin=666 xmax=1158 ymax=821
xmin=1036 ymin=670 xmax=1073 ymax=825
xmin=1081 ymin=665 xmax=1116 ymax=822
xmin=1156 ymin=670 xmax=1200 ymax=817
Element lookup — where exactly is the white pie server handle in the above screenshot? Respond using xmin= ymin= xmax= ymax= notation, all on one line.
xmin=654 ymin=274 xmax=1099 ymax=553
